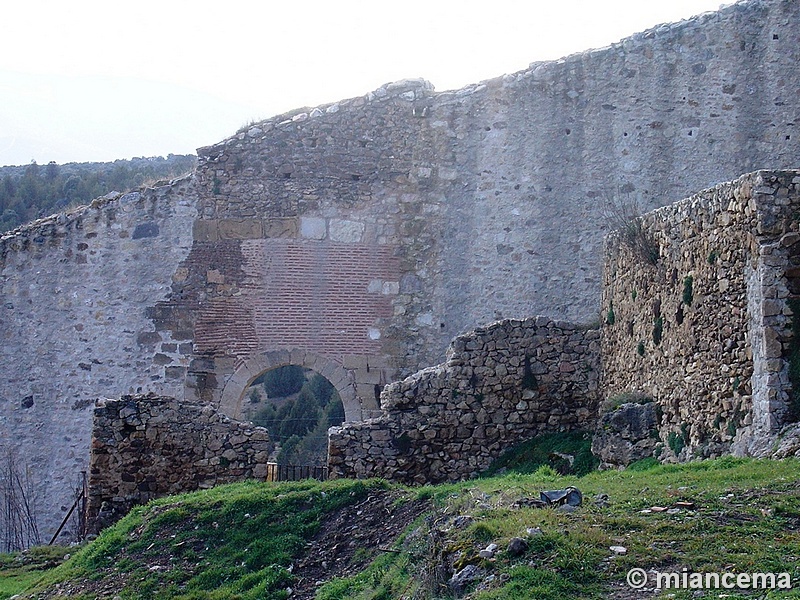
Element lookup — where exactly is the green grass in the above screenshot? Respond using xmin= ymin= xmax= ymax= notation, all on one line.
xmin=482 ymin=430 xmax=599 ymax=476
xmin=0 ymin=546 xmax=72 ymax=599
xmin=26 ymin=478 xmax=388 ymax=600
xmin=319 ymin=457 xmax=800 ymax=599
xmin=9 ymin=457 xmax=800 ymax=599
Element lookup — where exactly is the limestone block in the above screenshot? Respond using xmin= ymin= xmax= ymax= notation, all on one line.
xmin=300 ymin=217 xmax=327 ymax=240
xmin=263 ymin=218 xmax=298 ymax=238
xmin=218 ymin=219 xmax=263 ymax=239
xmin=329 ymin=219 xmax=365 ymax=243
xmin=192 ymin=220 xmax=219 ymax=242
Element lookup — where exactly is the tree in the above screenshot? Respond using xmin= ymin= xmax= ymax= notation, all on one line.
xmin=306 ymin=373 xmax=338 ymax=407
xmin=45 ymin=161 xmax=59 ymax=182
xmin=280 ymin=387 xmax=320 ymax=440
xmin=259 ymin=365 xmax=306 ymax=398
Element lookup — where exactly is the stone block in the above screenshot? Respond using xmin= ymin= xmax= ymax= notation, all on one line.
xmin=342 ymin=354 xmax=369 ymax=370
xmin=381 ymin=281 xmax=400 ymax=295
xmin=192 ymin=220 xmax=219 ymax=242
xmin=218 ymin=219 xmax=263 ymax=239
xmin=300 ymin=217 xmax=327 ymax=240
xmin=329 ymin=219 xmax=365 ymax=243
xmin=263 ymin=217 xmax=298 ymax=238
xmin=206 ymin=269 xmax=225 ymax=284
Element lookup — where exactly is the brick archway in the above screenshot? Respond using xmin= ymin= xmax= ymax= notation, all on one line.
xmin=217 ymin=349 xmax=360 ymax=423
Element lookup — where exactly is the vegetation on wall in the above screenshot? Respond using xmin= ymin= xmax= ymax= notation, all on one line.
xmin=652 ymin=315 xmax=663 ymax=346
xmin=0 ymin=155 xmax=196 ymax=233
xmin=682 ymin=275 xmax=694 ymax=305
xmin=603 ymin=194 xmax=659 ymax=265
xmin=605 ymin=302 xmax=615 ymax=326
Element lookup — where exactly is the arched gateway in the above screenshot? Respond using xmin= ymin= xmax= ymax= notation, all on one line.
xmin=217 ymin=349 xmax=361 ymax=422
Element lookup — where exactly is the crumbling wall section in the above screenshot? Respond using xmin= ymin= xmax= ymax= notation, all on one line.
xmin=0 ymin=179 xmax=197 ymax=543
xmin=174 ymin=80 xmax=436 ymax=414
xmin=601 ymin=170 xmax=800 ymax=461
xmin=86 ymin=394 xmax=272 ymax=532
xmin=328 ymin=318 xmax=600 ymax=484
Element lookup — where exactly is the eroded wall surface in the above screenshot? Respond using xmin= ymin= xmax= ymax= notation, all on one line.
xmin=0 ymin=181 xmax=197 ymax=542
xmin=601 ymin=170 xmax=800 ymax=460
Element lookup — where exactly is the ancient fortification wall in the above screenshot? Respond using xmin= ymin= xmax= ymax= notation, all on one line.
xmin=328 ymin=318 xmax=600 ymax=483
xmin=1 ymin=0 xmax=799 ymax=543
xmin=0 ymin=181 xmax=197 ymax=541
xmin=602 ymin=170 xmax=800 ymax=461
xmin=86 ymin=395 xmax=272 ymax=533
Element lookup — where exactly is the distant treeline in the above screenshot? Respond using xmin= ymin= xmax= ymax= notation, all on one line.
xmin=0 ymin=154 xmax=197 ymax=234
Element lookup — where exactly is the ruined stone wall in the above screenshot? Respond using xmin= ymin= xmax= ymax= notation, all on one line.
xmin=86 ymin=394 xmax=272 ymax=532
xmin=2 ymin=0 xmax=800 ymax=544
xmin=601 ymin=170 xmax=800 ymax=461
xmin=329 ymin=318 xmax=600 ymax=484
xmin=173 ymin=0 xmax=800 ymax=411
xmin=0 ymin=181 xmax=197 ymax=542
xmin=173 ymin=81 xmax=430 ymax=416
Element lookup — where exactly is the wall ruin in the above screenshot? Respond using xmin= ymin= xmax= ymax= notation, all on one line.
xmin=329 ymin=318 xmax=600 ymax=484
xmin=601 ymin=170 xmax=800 ymax=461
xmin=0 ymin=0 xmax=799 ymax=542
xmin=86 ymin=394 xmax=272 ymax=533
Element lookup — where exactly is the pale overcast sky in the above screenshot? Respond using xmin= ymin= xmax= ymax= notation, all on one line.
xmin=0 ymin=0 xmax=727 ymax=166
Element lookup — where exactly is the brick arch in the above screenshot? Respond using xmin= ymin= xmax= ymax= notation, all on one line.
xmin=217 ymin=349 xmax=360 ymax=423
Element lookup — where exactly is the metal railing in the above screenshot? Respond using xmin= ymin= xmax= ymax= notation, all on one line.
xmin=265 ymin=462 xmax=328 ymax=482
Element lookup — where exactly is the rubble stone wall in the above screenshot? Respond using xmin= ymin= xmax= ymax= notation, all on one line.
xmin=2 ymin=0 xmax=800 ymax=544
xmin=87 ymin=394 xmax=272 ymax=532
xmin=0 ymin=180 xmax=197 ymax=542
xmin=180 ymin=0 xmax=800 ymax=408
xmin=329 ymin=318 xmax=600 ymax=484
xmin=601 ymin=170 xmax=800 ymax=461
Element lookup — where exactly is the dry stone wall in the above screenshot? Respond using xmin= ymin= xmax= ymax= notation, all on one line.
xmin=87 ymin=394 xmax=272 ymax=532
xmin=601 ymin=170 xmax=800 ymax=461
xmin=329 ymin=318 xmax=600 ymax=484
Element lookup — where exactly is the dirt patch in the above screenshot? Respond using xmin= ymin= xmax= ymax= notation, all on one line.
xmin=291 ymin=489 xmax=430 ymax=599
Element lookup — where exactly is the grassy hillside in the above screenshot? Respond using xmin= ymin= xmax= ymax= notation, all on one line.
xmin=3 ymin=457 xmax=800 ymax=599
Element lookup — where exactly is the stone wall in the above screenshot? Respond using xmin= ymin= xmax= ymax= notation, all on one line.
xmin=2 ymin=0 xmax=800 ymax=544
xmin=86 ymin=394 xmax=272 ymax=532
xmin=178 ymin=0 xmax=800 ymax=410
xmin=601 ymin=170 xmax=800 ymax=461
xmin=328 ymin=318 xmax=600 ymax=484
xmin=0 ymin=180 xmax=197 ymax=542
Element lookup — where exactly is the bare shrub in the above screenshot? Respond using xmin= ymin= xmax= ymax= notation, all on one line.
xmin=603 ymin=193 xmax=659 ymax=265
xmin=0 ymin=449 xmax=41 ymax=552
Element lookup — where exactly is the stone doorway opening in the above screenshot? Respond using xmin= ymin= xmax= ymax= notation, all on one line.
xmin=242 ymin=365 xmax=345 ymax=466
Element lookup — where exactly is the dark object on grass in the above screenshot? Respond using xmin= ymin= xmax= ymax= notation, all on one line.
xmin=540 ymin=486 xmax=583 ymax=507
xmin=507 ymin=537 xmax=529 ymax=557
